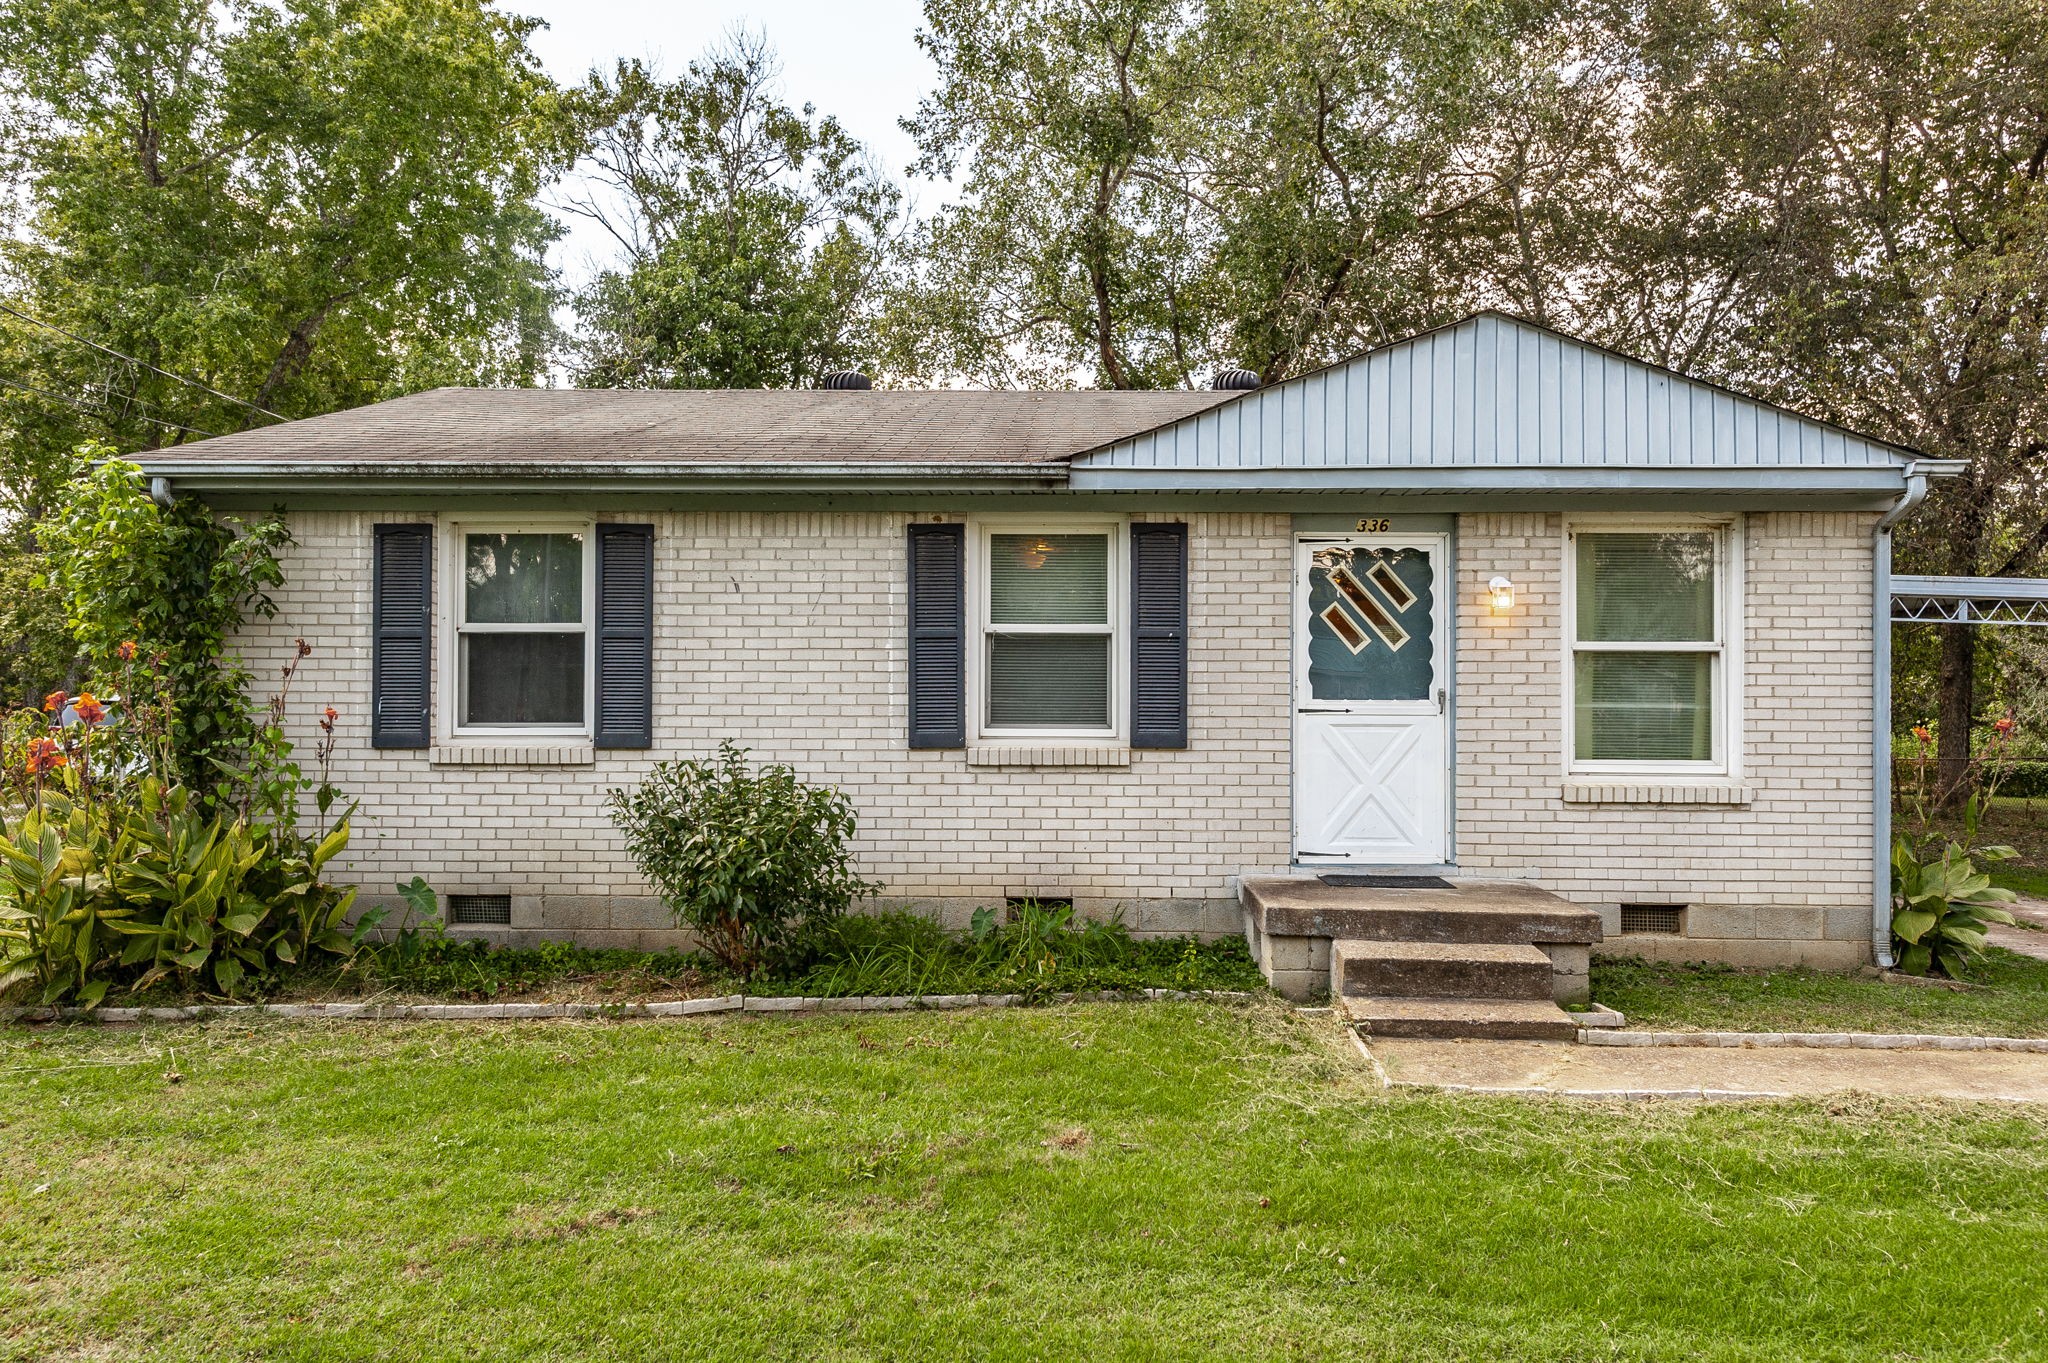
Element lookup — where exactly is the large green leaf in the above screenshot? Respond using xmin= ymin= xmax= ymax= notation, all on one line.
xmin=1891 ymin=909 xmax=1938 ymax=944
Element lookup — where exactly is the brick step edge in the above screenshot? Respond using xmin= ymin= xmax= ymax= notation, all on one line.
xmin=1582 ymin=1029 xmax=2048 ymax=1054
xmin=0 ymin=989 xmax=1259 ymax=1026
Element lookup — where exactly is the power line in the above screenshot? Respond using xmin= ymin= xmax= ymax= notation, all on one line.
xmin=0 ymin=301 xmax=285 ymax=422
xmin=0 ymin=373 xmax=218 ymax=439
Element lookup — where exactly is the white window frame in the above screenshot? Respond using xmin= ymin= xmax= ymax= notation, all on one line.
xmin=1562 ymin=515 xmax=1742 ymax=779
xmin=968 ymin=516 xmax=1127 ymax=744
xmin=440 ymin=518 xmax=597 ymax=740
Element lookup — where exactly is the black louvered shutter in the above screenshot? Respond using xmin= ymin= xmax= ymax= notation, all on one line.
xmin=371 ymin=524 xmax=433 ymax=749
xmin=907 ymin=523 xmax=966 ymax=748
xmin=595 ymin=524 xmax=655 ymax=748
xmin=1130 ymin=522 xmax=1189 ymax=749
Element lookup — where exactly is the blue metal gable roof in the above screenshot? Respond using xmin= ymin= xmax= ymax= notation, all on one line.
xmin=1069 ymin=313 xmax=1920 ymax=493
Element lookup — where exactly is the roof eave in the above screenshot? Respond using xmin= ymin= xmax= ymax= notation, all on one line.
xmin=133 ymin=459 xmax=1072 ymax=496
xmin=1065 ymin=464 xmax=1920 ymax=494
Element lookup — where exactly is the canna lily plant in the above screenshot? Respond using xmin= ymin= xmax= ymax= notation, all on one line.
xmin=0 ymin=637 xmax=362 ymax=1007
xmin=1890 ymin=713 xmax=2023 ymax=977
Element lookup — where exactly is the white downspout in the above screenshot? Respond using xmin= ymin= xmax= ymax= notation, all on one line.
xmin=1870 ymin=463 xmax=1932 ymax=968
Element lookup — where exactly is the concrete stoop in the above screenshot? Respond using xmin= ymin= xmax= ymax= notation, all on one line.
xmin=1242 ymin=876 xmax=1602 ymax=1041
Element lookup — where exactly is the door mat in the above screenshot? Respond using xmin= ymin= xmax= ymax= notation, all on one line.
xmin=1319 ymin=874 xmax=1454 ymax=889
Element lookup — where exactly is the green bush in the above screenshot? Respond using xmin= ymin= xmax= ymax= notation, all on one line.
xmin=0 ymin=620 xmax=361 ymax=1007
xmin=607 ymin=741 xmax=880 ymax=978
xmin=0 ymin=779 xmax=359 ymax=1006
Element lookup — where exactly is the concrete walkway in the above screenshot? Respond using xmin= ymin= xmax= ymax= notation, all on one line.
xmin=1367 ymin=1036 xmax=2048 ymax=1102
xmin=1988 ymin=897 xmax=2048 ymax=962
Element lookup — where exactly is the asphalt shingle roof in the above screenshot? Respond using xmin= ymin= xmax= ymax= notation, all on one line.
xmin=140 ymin=386 xmax=1236 ymax=468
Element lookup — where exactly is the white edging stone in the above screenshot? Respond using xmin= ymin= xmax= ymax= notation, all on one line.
xmin=0 ymin=988 xmax=1251 ymax=1028
xmin=1581 ymin=1029 xmax=2048 ymax=1054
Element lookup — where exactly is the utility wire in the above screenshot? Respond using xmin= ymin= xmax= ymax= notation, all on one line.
xmin=0 ymin=373 xmax=218 ymax=439
xmin=0 ymin=300 xmax=285 ymax=422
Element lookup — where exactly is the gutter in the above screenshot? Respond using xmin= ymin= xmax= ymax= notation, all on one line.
xmin=1870 ymin=459 xmax=1967 ymax=966
xmin=128 ymin=458 xmax=1068 ymax=488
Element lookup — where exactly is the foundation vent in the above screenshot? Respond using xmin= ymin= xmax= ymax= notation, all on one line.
xmin=447 ymin=893 xmax=513 ymax=926
xmin=1619 ymin=904 xmax=1684 ymax=935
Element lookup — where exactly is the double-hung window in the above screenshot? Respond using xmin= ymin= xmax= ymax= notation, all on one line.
xmin=1569 ymin=523 xmax=1733 ymax=771
xmin=977 ymin=524 xmax=1122 ymax=737
xmin=454 ymin=527 xmax=592 ymax=733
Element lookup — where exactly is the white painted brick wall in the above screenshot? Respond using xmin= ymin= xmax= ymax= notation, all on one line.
xmin=237 ymin=507 xmax=1877 ymax=958
xmin=237 ymin=511 xmax=1295 ymax=908
xmin=1454 ymin=511 xmax=1877 ymax=960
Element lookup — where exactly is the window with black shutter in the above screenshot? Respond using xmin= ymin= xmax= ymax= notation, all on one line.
xmin=1130 ymin=522 xmax=1188 ymax=748
xmin=372 ymin=524 xmax=433 ymax=748
xmin=907 ymin=523 xmax=966 ymax=748
xmin=595 ymin=524 xmax=655 ymax=748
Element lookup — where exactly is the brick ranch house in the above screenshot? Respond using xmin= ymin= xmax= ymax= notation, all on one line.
xmin=132 ymin=313 xmax=1960 ymax=1013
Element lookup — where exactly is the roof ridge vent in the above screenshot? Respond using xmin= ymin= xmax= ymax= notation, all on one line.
xmin=821 ymin=370 xmax=872 ymax=391
xmin=1210 ymin=367 xmax=1261 ymax=391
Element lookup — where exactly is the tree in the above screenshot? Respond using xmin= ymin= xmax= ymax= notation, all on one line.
xmin=565 ymin=33 xmax=899 ymax=389
xmin=1631 ymin=0 xmax=2048 ymax=790
xmin=0 ymin=0 xmax=571 ymax=700
xmin=893 ymin=0 xmax=1558 ymax=389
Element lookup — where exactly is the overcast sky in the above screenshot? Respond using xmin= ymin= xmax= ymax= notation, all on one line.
xmin=512 ymin=0 xmax=945 ymax=286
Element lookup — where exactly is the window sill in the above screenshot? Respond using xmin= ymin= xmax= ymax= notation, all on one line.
xmin=430 ymin=744 xmax=595 ymax=768
xmin=1560 ymin=779 xmax=1753 ymax=807
xmin=965 ymin=744 xmax=1133 ymax=769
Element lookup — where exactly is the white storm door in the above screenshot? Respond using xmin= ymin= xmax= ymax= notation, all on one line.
xmin=1293 ymin=535 xmax=1449 ymax=864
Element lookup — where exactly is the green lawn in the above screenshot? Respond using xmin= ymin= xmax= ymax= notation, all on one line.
xmin=5 ymin=1003 xmax=2046 ymax=1361
xmin=1594 ymin=949 xmax=2048 ymax=1037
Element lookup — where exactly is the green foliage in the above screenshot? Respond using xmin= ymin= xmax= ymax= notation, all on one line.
xmin=567 ymin=33 xmax=898 ymax=389
xmin=1891 ymin=795 xmax=2022 ymax=979
xmin=38 ymin=451 xmax=290 ymax=798
xmin=770 ymin=904 xmax=1264 ymax=998
xmin=607 ymin=741 xmax=880 ymax=978
xmin=364 ymin=934 xmax=707 ymax=1001
xmin=0 ymin=779 xmax=358 ymax=1006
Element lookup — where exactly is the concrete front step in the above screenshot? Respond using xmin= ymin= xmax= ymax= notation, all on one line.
xmin=1334 ymin=939 xmax=1554 ymax=1002
xmin=1341 ymin=994 xmax=1580 ymax=1042
xmin=1241 ymin=877 xmax=1601 ymax=946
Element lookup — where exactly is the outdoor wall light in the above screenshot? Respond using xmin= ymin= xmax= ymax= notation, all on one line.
xmin=1487 ymin=576 xmax=1516 ymax=612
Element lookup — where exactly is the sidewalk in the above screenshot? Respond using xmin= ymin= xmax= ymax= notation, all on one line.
xmin=1368 ymin=1036 xmax=2048 ymax=1101
xmin=1988 ymin=897 xmax=2048 ymax=963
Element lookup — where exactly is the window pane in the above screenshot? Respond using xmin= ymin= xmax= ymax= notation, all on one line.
xmin=989 ymin=534 xmax=1108 ymax=624
xmin=1574 ymin=652 xmax=1712 ymax=761
xmin=1577 ymin=532 xmax=1714 ymax=643
xmin=465 ymin=633 xmax=585 ymax=725
xmin=988 ymin=635 xmax=1109 ymax=728
xmin=466 ymin=533 xmax=584 ymax=624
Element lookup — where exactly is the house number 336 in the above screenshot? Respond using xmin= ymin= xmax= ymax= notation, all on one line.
xmin=1355 ymin=517 xmax=1390 ymax=532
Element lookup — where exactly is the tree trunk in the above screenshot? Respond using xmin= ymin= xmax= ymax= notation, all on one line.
xmin=1935 ymin=619 xmax=1975 ymax=804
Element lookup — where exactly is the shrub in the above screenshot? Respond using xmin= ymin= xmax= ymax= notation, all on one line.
xmin=1892 ymin=718 xmax=2021 ymax=976
xmin=607 ymin=741 xmax=879 ymax=977
xmin=0 ymin=631 xmax=360 ymax=1006
xmin=40 ymin=450 xmax=291 ymax=803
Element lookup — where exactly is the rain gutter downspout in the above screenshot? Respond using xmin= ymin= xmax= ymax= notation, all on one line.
xmin=1871 ymin=463 xmax=1933 ymax=968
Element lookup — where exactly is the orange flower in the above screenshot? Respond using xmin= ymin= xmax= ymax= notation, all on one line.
xmin=72 ymin=693 xmax=107 ymax=727
xmin=319 ymin=705 xmax=338 ymax=733
xmin=1912 ymin=725 xmax=1933 ymax=744
xmin=1995 ymin=713 xmax=2017 ymax=738
xmin=25 ymin=737 xmax=65 ymax=775
xmin=41 ymin=689 xmax=66 ymax=715
xmin=116 ymin=640 xmax=138 ymax=661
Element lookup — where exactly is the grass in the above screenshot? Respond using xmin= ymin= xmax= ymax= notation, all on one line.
xmin=1925 ymin=794 xmax=2048 ymax=898
xmin=107 ymin=908 xmax=1267 ymax=1007
xmin=5 ymin=1001 xmax=2046 ymax=1362
xmin=1594 ymin=949 xmax=2048 ymax=1036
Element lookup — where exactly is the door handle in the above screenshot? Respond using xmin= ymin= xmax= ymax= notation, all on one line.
xmin=1436 ymin=687 xmax=1446 ymax=714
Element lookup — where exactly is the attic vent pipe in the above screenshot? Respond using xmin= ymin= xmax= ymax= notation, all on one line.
xmin=821 ymin=370 xmax=872 ymax=390
xmin=1210 ymin=368 xmax=1261 ymax=391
